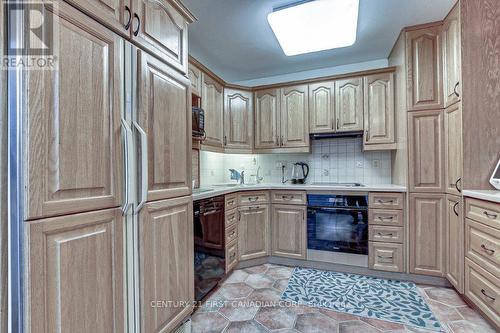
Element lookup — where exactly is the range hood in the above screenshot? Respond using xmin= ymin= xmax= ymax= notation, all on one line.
xmin=310 ymin=131 xmax=363 ymax=140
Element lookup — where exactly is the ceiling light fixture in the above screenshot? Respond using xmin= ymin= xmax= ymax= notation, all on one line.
xmin=267 ymin=0 xmax=360 ymax=56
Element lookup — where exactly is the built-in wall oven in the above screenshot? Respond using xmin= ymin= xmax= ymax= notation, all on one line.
xmin=307 ymin=194 xmax=368 ymax=256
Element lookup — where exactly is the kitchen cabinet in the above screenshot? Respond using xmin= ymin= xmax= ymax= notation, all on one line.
xmin=369 ymin=242 xmax=404 ymax=273
xmin=309 ymin=81 xmax=335 ymax=134
xmin=408 ymin=110 xmax=445 ymax=192
xmin=26 ymin=208 xmax=124 ymax=333
xmin=238 ymin=205 xmax=270 ymax=260
xmin=335 ymin=77 xmax=364 ymax=132
xmin=409 ymin=193 xmax=445 ymax=277
xmin=136 ymin=49 xmax=192 ymax=202
xmin=202 ymin=73 xmax=224 ymax=150
xmin=132 ymin=0 xmax=191 ymax=74
xmin=271 ymin=204 xmax=307 ymax=259
xmin=139 ymin=196 xmax=194 ymax=333
xmin=25 ymin=2 xmax=123 ymax=220
xmin=188 ymin=63 xmax=202 ymax=96
xmin=224 ymin=88 xmax=253 ymax=152
xmin=445 ymin=194 xmax=464 ymax=293
xmin=406 ymin=25 xmax=443 ymax=111
xmin=443 ymin=4 xmax=461 ymax=107
xmin=444 ymin=102 xmax=462 ymax=195
xmin=280 ymin=85 xmax=309 ymax=148
xmin=254 ymin=88 xmax=280 ymax=150
xmin=363 ymin=73 xmax=396 ymax=149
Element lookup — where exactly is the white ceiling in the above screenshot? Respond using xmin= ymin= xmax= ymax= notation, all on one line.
xmin=183 ymin=0 xmax=455 ymax=83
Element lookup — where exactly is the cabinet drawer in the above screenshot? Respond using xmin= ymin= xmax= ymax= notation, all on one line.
xmin=369 ymin=209 xmax=404 ymax=226
xmin=369 ymin=193 xmax=404 ymax=210
xmin=226 ymin=223 xmax=238 ymax=245
xmin=464 ymin=258 xmax=500 ymax=328
xmin=271 ymin=191 xmax=306 ymax=205
xmin=466 ymin=198 xmax=500 ymax=229
xmin=369 ymin=242 xmax=404 ymax=272
xmin=225 ymin=194 xmax=238 ymax=211
xmin=225 ymin=209 xmax=237 ymax=228
xmin=465 ymin=219 xmax=500 ymax=277
xmin=238 ymin=191 xmax=269 ymax=206
xmin=226 ymin=240 xmax=239 ymax=273
xmin=369 ymin=225 xmax=404 ymax=243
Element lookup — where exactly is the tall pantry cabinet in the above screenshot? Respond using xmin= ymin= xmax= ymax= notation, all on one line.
xmin=21 ymin=1 xmax=196 ymax=332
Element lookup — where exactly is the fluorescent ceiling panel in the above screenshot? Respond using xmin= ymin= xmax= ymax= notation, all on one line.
xmin=268 ymin=0 xmax=360 ymax=56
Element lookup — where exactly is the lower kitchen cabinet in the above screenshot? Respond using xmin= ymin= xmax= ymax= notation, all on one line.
xmin=139 ymin=196 xmax=194 ymax=333
xmin=369 ymin=242 xmax=404 ymax=272
xmin=409 ymin=193 xmax=446 ymax=277
xmin=445 ymin=194 xmax=464 ymax=293
xmin=271 ymin=204 xmax=307 ymax=259
xmin=238 ymin=205 xmax=270 ymax=260
xmin=26 ymin=208 xmax=124 ymax=333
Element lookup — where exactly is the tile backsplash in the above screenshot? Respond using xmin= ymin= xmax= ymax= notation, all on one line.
xmin=199 ymin=138 xmax=392 ymax=186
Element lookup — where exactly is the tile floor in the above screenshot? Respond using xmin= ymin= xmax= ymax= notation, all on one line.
xmin=191 ymin=264 xmax=496 ymax=333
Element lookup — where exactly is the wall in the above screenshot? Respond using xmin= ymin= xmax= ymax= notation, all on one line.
xmin=200 ymin=138 xmax=392 ymax=186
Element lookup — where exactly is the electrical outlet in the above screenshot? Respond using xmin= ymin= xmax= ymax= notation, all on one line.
xmin=321 ymin=154 xmax=330 ymax=159
xmin=322 ymin=169 xmax=329 ymax=176
xmin=356 ymin=161 xmax=363 ymax=168
xmin=372 ymin=160 xmax=380 ymax=168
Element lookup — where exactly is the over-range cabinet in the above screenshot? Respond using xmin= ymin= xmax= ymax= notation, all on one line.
xmin=11 ymin=1 xmax=195 ymax=332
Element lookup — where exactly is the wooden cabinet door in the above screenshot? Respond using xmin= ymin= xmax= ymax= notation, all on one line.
xmin=363 ymin=73 xmax=395 ymax=146
xmin=409 ymin=193 xmax=445 ymax=277
xmin=139 ymin=196 xmax=194 ymax=333
xmin=446 ymin=194 xmax=464 ymax=293
xmin=254 ymin=88 xmax=280 ymax=150
xmin=132 ymin=0 xmax=191 ymax=74
xmin=238 ymin=205 xmax=270 ymax=260
xmin=408 ymin=110 xmax=445 ymax=192
xmin=309 ymin=81 xmax=335 ymax=134
xmin=188 ymin=63 xmax=202 ymax=96
xmin=27 ymin=208 xmax=124 ymax=333
xmin=271 ymin=205 xmax=306 ymax=259
xmin=335 ymin=77 xmax=364 ymax=132
xmin=202 ymin=73 xmax=224 ymax=149
xmin=224 ymin=89 xmax=253 ymax=151
xmin=406 ymin=26 xmax=443 ymax=110
xmin=443 ymin=4 xmax=461 ymax=107
xmin=137 ymin=49 xmax=191 ymax=202
xmin=445 ymin=103 xmax=463 ymax=195
xmin=25 ymin=3 xmax=123 ymax=220
xmin=280 ymin=85 xmax=309 ymax=148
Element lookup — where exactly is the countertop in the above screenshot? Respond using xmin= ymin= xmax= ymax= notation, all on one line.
xmin=462 ymin=190 xmax=500 ymax=204
xmin=192 ymin=183 xmax=407 ymax=201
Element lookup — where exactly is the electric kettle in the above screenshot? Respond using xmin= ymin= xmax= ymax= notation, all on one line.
xmin=291 ymin=162 xmax=310 ymax=184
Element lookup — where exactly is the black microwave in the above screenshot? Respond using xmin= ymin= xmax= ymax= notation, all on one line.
xmin=192 ymin=107 xmax=205 ymax=139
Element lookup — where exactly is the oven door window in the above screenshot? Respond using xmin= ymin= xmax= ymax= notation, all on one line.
xmin=307 ymin=208 xmax=368 ymax=255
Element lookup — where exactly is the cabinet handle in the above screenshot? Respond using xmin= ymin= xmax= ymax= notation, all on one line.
xmin=133 ymin=13 xmax=140 ymax=36
xmin=377 ymin=199 xmax=394 ymax=204
xmin=365 ymin=129 xmax=369 ymax=141
xmin=230 ymin=252 xmax=236 ymax=260
xmin=455 ymin=178 xmax=462 ymax=193
xmin=280 ymin=136 xmax=284 ymax=146
xmin=453 ymin=202 xmax=459 ymax=217
xmin=229 ymin=231 xmax=236 ymax=237
xmin=120 ymin=119 xmax=133 ymax=215
xmin=248 ymin=197 xmax=258 ymax=202
xmin=377 ymin=232 xmax=393 ymax=237
xmin=336 ymin=118 xmax=339 ymax=130
xmin=224 ymin=135 xmax=227 ymax=146
xmin=481 ymin=289 xmax=496 ymax=301
xmin=483 ymin=211 xmax=498 ymax=219
xmin=377 ymin=216 xmax=394 ymax=220
xmin=134 ymin=121 xmax=148 ymax=212
xmin=282 ymin=195 xmax=292 ymax=200
xmin=124 ymin=6 xmax=132 ymax=30
xmin=480 ymin=244 xmax=495 ymax=255
xmin=453 ymin=82 xmax=460 ymax=98
xmin=377 ymin=255 xmax=393 ymax=260
xmin=238 ymin=211 xmax=241 ymax=221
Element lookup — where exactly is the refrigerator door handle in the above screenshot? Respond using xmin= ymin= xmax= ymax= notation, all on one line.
xmin=121 ymin=118 xmax=133 ymax=214
xmin=134 ymin=121 xmax=148 ymax=212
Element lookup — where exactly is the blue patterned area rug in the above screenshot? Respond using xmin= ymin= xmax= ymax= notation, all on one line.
xmin=281 ymin=267 xmax=443 ymax=331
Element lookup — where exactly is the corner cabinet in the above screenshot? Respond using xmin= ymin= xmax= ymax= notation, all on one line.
xmin=335 ymin=77 xmax=364 ymax=132
xmin=363 ymin=73 xmax=395 ymax=149
xmin=280 ymin=85 xmax=310 ymax=149
xmin=202 ymin=73 xmax=224 ymax=150
xmin=271 ymin=204 xmax=307 ymax=259
xmin=442 ymin=4 xmax=461 ymax=107
xmin=445 ymin=194 xmax=464 ymax=293
xmin=223 ymin=88 xmax=253 ymax=152
xmin=309 ymin=81 xmax=335 ymax=134
xmin=238 ymin=205 xmax=270 ymax=260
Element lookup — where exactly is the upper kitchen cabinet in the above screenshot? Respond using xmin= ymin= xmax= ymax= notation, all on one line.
xmin=202 ymin=73 xmax=224 ymax=150
xmin=132 ymin=0 xmax=195 ymax=74
xmin=442 ymin=4 xmax=461 ymax=107
xmin=363 ymin=72 xmax=396 ymax=149
xmin=254 ymin=88 xmax=280 ymax=150
xmin=406 ymin=25 xmax=443 ymax=111
xmin=335 ymin=77 xmax=364 ymax=132
xmin=309 ymin=81 xmax=335 ymax=134
xmin=188 ymin=63 xmax=202 ymax=96
xmin=280 ymin=85 xmax=310 ymax=149
xmin=224 ymin=88 xmax=253 ymax=152
xmin=444 ymin=102 xmax=463 ymax=195
xmin=408 ymin=110 xmax=445 ymax=193
xmin=136 ymin=49 xmax=192 ymax=202
xmin=25 ymin=2 xmax=123 ymax=220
